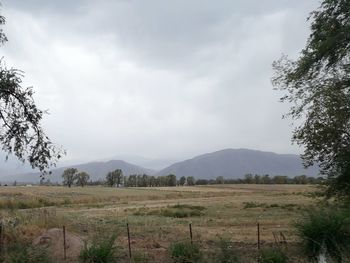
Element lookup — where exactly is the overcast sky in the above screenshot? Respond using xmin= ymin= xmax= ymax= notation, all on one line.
xmin=1 ymin=0 xmax=320 ymax=163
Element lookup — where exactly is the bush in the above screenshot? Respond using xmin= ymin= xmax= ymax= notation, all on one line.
xmin=161 ymin=204 xmax=205 ymax=218
xmin=295 ymin=208 xmax=350 ymax=262
xmin=79 ymin=234 xmax=118 ymax=263
xmin=3 ymin=243 xmax=52 ymax=263
xmin=216 ymin=238 xmax=240 ymax=263
xmin=260 ymin=248 xmax=288 ymax=263
xmin=132 ymin=251 xmax=150 ymax=263
xmin=170 ymin=241 xmax=202 ymax=263
xmin=296 ymin=208 xmax=350 ymax=262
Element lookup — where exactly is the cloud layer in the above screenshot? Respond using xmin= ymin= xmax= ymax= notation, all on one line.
xmin=1 ymin=0 xmax=319 ymax=163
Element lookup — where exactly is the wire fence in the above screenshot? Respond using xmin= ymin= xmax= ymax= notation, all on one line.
xmin=0 ymin=216 xmax=295 ymax=262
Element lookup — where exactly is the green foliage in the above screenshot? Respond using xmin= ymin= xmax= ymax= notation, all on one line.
xmin=106 ymin=169 xmax=123 ymax=187
xmin=76 ymin=171 xmax=90 ymax=187
xmin=186 ymin=176 xmax=195 ymax=186
xmin=179 ymin=176 xmax=186 ymax=186
xmin=295 ymin=208 xmax=350 ymax=262
xmin=62 ymin=168 xmax=78 ymax=187
xmin=161 ymin=204 xmax=205 ymax=218
xmin=79 ymin=234 xmax=118 ymax=263
xmin=216 ymin=238 xmax=240 ymax=263
xmin=0 ymin=12 xmax=64 ymax=175
xmin=272 ymin=0 xmax=350 ymax=199
xmin=260 ymin=247 xmax=288 ymax=263
xmin=170 ymin=241 xmax=202 ymax=263
xmin=167 ymin=174 xmax=177 ymax=186
xmin=243 ymin=202 xmax=298 ymax=210
xmin=3 ymin=243 xmax=53 ymax=263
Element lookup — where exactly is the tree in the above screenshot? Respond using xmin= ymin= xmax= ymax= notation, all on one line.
xmin=272 ymin=0 xmax=350 ymax=199
xmin=261 ymin=174 xmax=272 ymax=184
xmin=0 ymin=12 xmax=64 ymax=175
xmin=167 ymin=174 xmax=177 ymax=186
xmin=127 ymin=174 xmax=137 ymax=187
xmin=62 ymin=168 xmax=78 ymax=187
xmin=106 ymin=169 xmax=123 ymax=187
xmin=75 ymin=171 xmax=90 ymax=187
xmin=179 ymin=176 xmax=186 ymax=186
xmin=273 ymin=175 xmax=288 ymax=184
xmin=244 ymin=174 xmax=254 ymax=184
xmin=186 ymin=176 xmax=195 ymax=186
xmin=216 ymin=176 xmax=224 ymax=184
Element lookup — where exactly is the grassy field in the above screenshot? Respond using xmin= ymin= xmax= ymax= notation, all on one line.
xmin=0 ymin=184 xmax=323 ymax=262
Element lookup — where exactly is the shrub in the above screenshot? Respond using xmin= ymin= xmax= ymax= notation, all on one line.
xmin=217 ymin=238 xmax=240 ymax=263
xmin=79 ymin=234 xmax=118 ymax=263
xmin=260 ymin=248 xmax=288 ymax=263
xmin=132 ymin=251 xmax=150 ymax=263
xmin=161 ymin=204 xmax=205 ymax=218
xmin=295 ymin=208 xmax=350 ymax=262
xmin=3 ymin=243 xmax=52 ymax=263
xmin=170 ymin=241 xmax=202 ymax=263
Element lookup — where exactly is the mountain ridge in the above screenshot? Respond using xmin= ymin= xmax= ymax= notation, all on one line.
xmin=0 ymin=148 xmax=319 ymax=183
xmin=157 ymin=148 xmax=318 ymax=178
xmin=1 ymin=159 xmax=155 ymax=183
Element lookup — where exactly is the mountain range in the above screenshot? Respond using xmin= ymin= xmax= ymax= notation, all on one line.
xmin=0 ymin=148 xmax=319 ymax=183
xmin=156 ymin=148 xmax=318 ymax=179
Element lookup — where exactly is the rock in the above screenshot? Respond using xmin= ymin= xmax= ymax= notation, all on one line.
xmin=33 ymin=228 xmax=84 ymax=260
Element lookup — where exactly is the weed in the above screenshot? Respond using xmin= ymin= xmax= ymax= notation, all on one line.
xmin=162 ymin=204 xmax=205 ymax=218
xmin=3 ymin=242 xmax=53 ymax=263
xmin=132 ymin=251 xmax=150 ymax=263
xmin=170 ymin=241 xmax=202 ymax=263
xmin=79 ymin=234 xmax=118 ymax=263
xmin=295 ymin=208 xmax=350 ymax=262
xmin=260 ymin=247 xmax=288 ymax=263
xmin=216 ymin=238 xmax=240 ymax=263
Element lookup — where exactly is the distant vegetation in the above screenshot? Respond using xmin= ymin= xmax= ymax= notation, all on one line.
xmin=56 ymin=167 xmax=325 ymax=188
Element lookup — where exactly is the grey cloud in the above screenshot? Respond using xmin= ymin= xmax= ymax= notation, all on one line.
xmin=0 ymin=0 xmax=320 ymax=166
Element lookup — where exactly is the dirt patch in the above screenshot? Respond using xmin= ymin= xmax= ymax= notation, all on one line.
xmin=33 ymin=228 xmax=83 ymax=261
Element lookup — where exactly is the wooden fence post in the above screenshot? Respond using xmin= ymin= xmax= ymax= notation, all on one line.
xmin=257 ymin=222 xmax=260 ymax=250
xmin=0 ymin=223 xmax=3 ymax=255
xmin=127 ymin=223 xmax=132 ymax=260
xmin=63 ymin=225 xmax=67 ymax=260
xmin=189 ymin=223 xmax=193 ymax=244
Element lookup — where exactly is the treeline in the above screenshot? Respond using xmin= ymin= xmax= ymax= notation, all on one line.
xmin=122 ymin=173 xmax=324 ymax=187
xmin=58 ymin=167 xmax=324 ymax=187
xmin=195 ymin=174 xmax=325 ymax=185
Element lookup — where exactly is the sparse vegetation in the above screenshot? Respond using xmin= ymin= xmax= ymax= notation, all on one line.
xmin=161 ymin=204 xmax=206 ymax=218
xmin=1 ymin=241 xmax=53 ymax=263
xmin=216 ymin=238 xmax=241 ymax=263
xmin=0 ymin=184 xmax=322 ymax=262
xmin=260 ymin=247 xmax=288 ymax=263
xmin=295 ymin=208 xmax=350 ymax=262
xmin=169 ymin=241 xmax=202 ymax=263
xmin=79 ymin=234 xmax=118 ymax=263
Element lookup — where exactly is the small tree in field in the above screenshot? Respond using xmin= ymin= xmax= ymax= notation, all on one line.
xmin=106 ymin=169 xmax=123 ymax=187
xmin=75 ymin=171 xmax=90 ymax=187
xmin=62 ymin=168 xmax=78 ymax=188
xmin=167 ymin=174 xmax=177 ymax=186
xmin=186 ymin=176 xmax=195 ymax=186
xmin=179 ymin=176 xmax=186 ymax=186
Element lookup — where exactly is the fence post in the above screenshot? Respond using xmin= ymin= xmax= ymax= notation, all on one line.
xmin=127 ymin=223 xmax=132 ymax=260
xmin=0 ymin=223 xmax=3 ymax=255
xmin=257 ymin=222 xmax=260 ymax=250
xmin=63 ymin=225 xmax=67 ymax=260
xmin=189 ymin=223 xmax=193 ymax=244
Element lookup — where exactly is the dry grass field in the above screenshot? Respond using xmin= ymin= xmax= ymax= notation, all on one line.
xmin=0 ymin=184 xmax=323 ymax=262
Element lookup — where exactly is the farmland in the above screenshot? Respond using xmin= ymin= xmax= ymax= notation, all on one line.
xmin=0 ymin=184 xmax=327 ymax=262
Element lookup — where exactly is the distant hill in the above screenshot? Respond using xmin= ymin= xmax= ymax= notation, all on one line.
xmin=2 ymin=160 xmax=155 ymax=184
xmin=157 ymin=148 xmax=319 ymax=179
